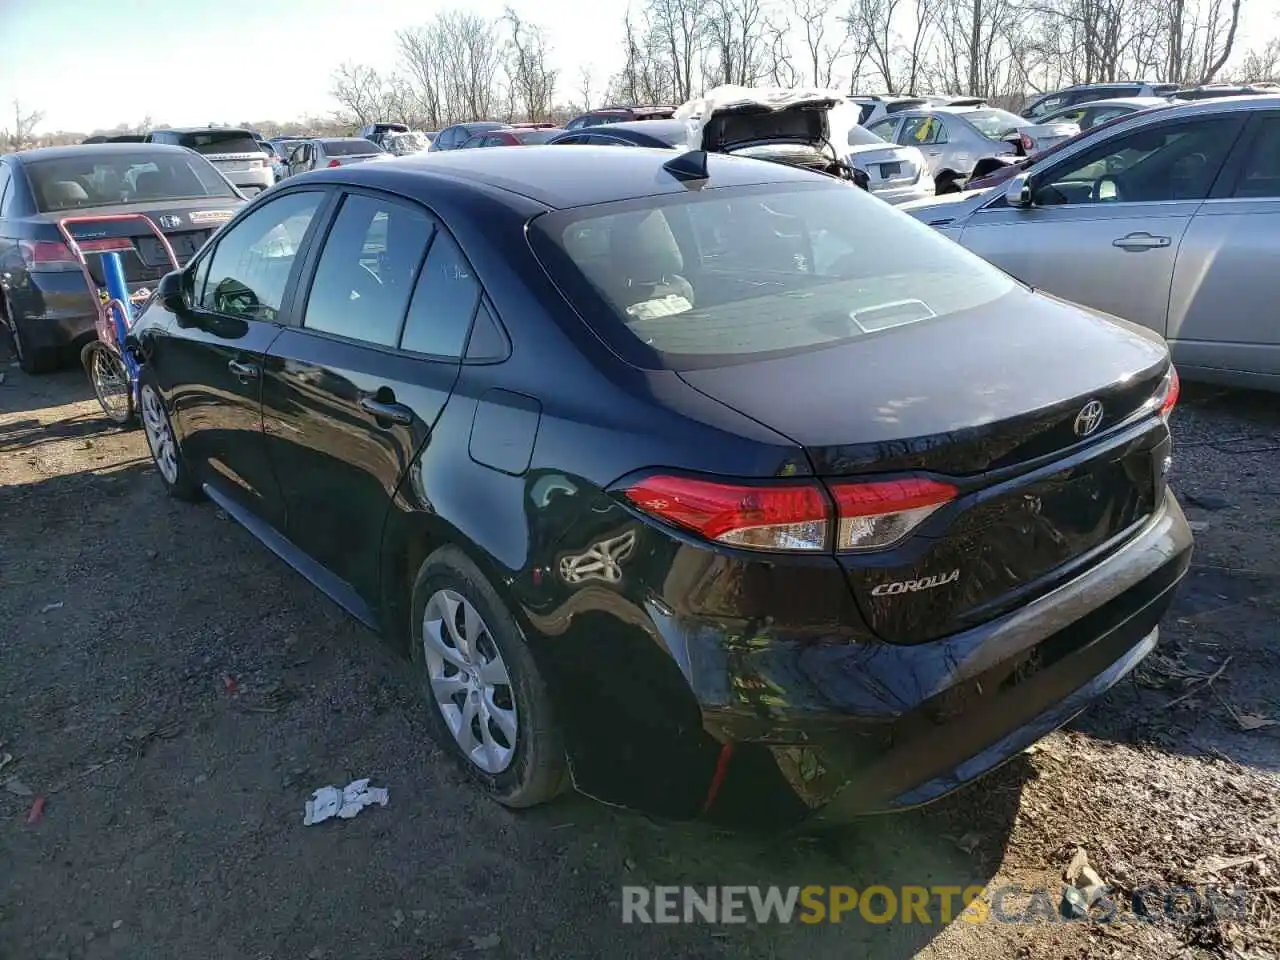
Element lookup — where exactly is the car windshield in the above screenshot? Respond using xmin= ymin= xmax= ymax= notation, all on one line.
xmin=26 ymin=151 xmax=238 ymax=212
xmin=176 ymin=130 xmax=260 ymax=154
xmin=387 ymin=133 xmax=429 ymax=154
xmin=963 ymin=108 xmax=1025 ymax=139
xmin=323 ymin=139 xmax=382 ymax=155
xmin=531 ymin=180 xmax=1018 ymax=369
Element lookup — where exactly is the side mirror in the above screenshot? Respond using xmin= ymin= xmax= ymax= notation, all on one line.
xmin=158 ymin=270 xmax=193 ymax=325
xmin=1005 ymin=173 xmax=1033 ymax=207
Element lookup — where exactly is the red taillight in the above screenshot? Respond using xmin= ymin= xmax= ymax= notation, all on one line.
xmin=1020 ymin=133 xmax=1034 ymax=152
xmin=1156 ymin=366 xmax=1180 ymax=421
xmin=328 ymin=158 xmax=341 ymax=167
xmin=621 ymin=475 xmax=831 ymax=552
xmin=619 ymin=473 xmax=958 ymax=553
xmin=829 ymin=477 xmax=958 ymax=551
xmin=21 ymin=239 xmax=76 ymax=266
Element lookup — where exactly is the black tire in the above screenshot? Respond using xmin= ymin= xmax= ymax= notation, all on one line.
xmin=82 ymin=341 xmax=137 ymax=426
xmin=410 ymin=545 xmax=568 ymax=808
xmin=3 ymin=303 xmax=58 ymax=374
xmin=137 ymin=372 xmax=202 ymax=502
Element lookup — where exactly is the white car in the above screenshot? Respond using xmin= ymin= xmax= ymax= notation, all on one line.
xmin=147 ymin=127 xmax=274 ymax=196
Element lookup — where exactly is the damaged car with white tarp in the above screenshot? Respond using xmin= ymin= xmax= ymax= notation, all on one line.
xmin=675 ymin=85 xmax=873 ymax=191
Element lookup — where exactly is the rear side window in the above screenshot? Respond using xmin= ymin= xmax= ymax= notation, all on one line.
xmin=531 ymin=181 xmax=1018 ymax=369
xmin=400 ymin=230 xmax=481 ymax=357
xmin=1232 ymin=116 xmax=1280 ymax=198
xmin=303 ymin=194 xmax=434 ymax=347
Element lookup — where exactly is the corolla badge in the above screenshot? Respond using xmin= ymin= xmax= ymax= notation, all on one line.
xmin=1073 ymin=400 xmax=1105 ymax=437
xmin=871 ymin=569 xmax=960 ymax=596
xmin=158 ymin=215 xmax=183 ymax=229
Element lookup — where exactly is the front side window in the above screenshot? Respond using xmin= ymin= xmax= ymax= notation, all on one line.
xmin=303 ymin=194 xmax=435 ymax=347
xmin=531 ymin=181 xmax=1018 ymax=369
xmin=1232 ymin=116 xmax=1280 ymax=198
xmin=198 ymin=190 xmax=323 ymax=321
xmin=1034 ymin=117 xmax=1239 ymax=205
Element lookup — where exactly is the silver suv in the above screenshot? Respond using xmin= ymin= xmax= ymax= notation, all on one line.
xmin=147 ymin=127 xmax=274 ymax=196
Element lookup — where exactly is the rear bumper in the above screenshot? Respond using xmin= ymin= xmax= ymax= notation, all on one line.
xmin=8 ymin=272 xmax=153 ymax=351
xmin=536 ymin=489 xmax=1192 ymax=825
xmin=222 ymin=168 xmax=274 ymax=195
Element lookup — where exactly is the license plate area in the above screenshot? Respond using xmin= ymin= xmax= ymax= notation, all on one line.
xmin=136 ymin=231 xmax=207 ymax=267
xmin=841 ymin=448 xmax=1158 ymax=645
xmin=878 ymin=161 xmax=902 ymax=178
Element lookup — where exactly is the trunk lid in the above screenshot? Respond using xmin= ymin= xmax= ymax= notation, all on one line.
xmin=34 ymin=198 xmax=241 ymax=284
xmin=677 ymin=288 xmax=1170 ymax=644
xmin=846 ymin=143 xmax=925 ymax=187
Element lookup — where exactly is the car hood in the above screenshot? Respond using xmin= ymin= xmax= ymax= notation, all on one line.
xmin=676 ymin=85 xmax=842 ymax=152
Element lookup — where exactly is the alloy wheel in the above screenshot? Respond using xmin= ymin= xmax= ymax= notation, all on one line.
xmin=140 ymin=384 xmax=179 ymax=485
xmin=422 ymin=589 xmax=518 ymax=774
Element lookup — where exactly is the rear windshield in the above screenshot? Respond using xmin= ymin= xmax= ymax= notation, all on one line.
xmin=963 ymin=108 xmax=1026 ymax=139
xmin=531 ymin=180 xmax=1018 ymax=369
xmin=323 ymin=139 xmax=383 ymax=155
xmin=26 ymin=151 xmax=238 ymax=212
xmin=176 ymin=130 xmax=260 ymax=155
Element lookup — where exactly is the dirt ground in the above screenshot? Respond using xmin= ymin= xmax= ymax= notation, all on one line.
xmin=2 ymin=345 xmax=1279 ymax=960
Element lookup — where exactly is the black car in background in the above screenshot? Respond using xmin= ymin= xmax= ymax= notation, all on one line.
xmin=127 ymin=146 xmax=1190 ymax=826
xmin=563 ymin=105 xmax=676 ymax=129
xmin=428 ymin=121 xmax=510 ymax=151
xmin=0 ymin=144 xmax=243 ymax=373
xmin=546 ymin=119 xmax=689 ymax=148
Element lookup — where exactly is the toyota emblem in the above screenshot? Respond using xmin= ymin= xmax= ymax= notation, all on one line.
xmin=1073 ymin=400 xmax=1105 ymax=437
xmin=158 ymin=215 xmax=183 ymax=229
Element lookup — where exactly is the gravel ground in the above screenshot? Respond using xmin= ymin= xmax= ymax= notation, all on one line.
xmin=2 ymin=348 xmax=1278 ymax=960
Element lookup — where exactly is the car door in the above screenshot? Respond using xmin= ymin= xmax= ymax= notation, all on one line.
xmin=260 ymin=189 xmax=476 ymax=603
xmin=157 ymin=188 xmax=330 ymax=527
xmin=1168 ymin=110 xmax=1280 ymax=376
xmin=956 ymin=112 xmax=1247 ymax=336
xmin=898 ymin=115 xmax=951 ymax=174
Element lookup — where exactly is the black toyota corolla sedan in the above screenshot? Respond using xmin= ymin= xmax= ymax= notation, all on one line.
xmin=127 ymin=145 xmax=1191 ymax=826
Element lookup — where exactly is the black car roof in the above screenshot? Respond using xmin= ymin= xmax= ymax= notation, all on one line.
xmin=301 ymin=143 xmax=824 ymax=209
xmin=163 ymin=126 xmax=255 ymax=134
xmin=594 ymin=118 xmax=689 ymax=142
xmin=10 ymin=142 xmax=197 ymax=163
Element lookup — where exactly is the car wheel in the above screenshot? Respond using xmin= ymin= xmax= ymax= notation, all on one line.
xmin=3 ymin=303 xmax=57 ymax=374
xmin=138 ymin=375 xmax=202 ymax=502
xmin=411 ymin=545 xmax=568 ymax=808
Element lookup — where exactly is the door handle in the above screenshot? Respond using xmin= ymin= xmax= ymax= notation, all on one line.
xmin=1112 ymin=233 xmax=1171 ymax=250
xmin=360 ymin=396 xmax=413 ymax=426
xmin=227 ymin=359 xmax=259 ymax=380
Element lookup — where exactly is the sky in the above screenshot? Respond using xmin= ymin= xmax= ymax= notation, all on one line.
xmin=1 ymin=0 xmax=1277 ymax=134
xmin=0 ymin=0 xmax=627 ymax=133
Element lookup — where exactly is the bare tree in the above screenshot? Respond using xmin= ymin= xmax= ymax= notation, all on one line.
xmin=795 ymin=0 xmax=851 ymax=88
xmin=330 ymin=62 xmax=390 ymax=126
xmin=901 ymin=0 xmax=937 ymax=93
xmin=843 ymin=0 xmax=902 ymax=92
xmin=504 ymin=7 xmax=559 ymax=121
xmin=3 ymin=100 xmax=44 ymax=152
xmin=649 ymin=0 xmax=707 ymax=101
xmin=703 ymin=0 xmax=768 ymax=87
xmin=1229 ymin=37 xmax=1280 ymax=83
xmin=577 ymin=65 xmax=596 ymax=111
xmin=763 ymin=17 xmax=801 ymax=86
xmin=397 ymin=25 xmax=446 ymax=128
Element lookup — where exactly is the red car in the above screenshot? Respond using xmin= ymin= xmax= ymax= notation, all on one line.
xmin=460 ymin=128 xmax=566 ymax=148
